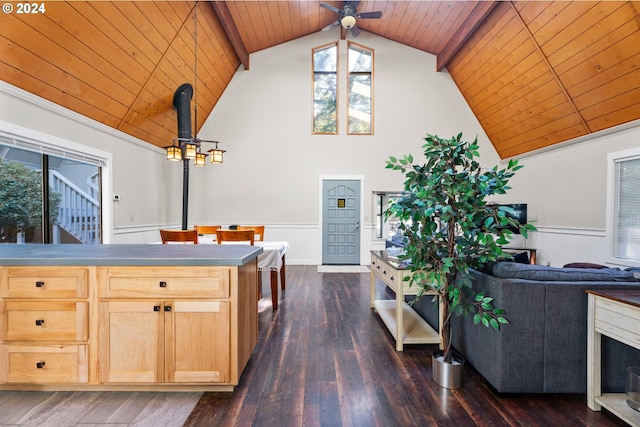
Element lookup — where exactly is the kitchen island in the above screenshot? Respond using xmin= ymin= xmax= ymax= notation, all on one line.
xmin=0 ymin=244 xmax=262 ymax=392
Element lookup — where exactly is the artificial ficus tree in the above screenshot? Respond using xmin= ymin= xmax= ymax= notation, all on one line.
xmin=386 ymin=133 xmax=535 ymax=363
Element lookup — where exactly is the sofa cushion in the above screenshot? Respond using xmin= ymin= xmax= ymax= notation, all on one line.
xmin=491 ymin=262 xmax=640 ymax=282
xmin=563 ymin=262 xmax=608 ymax=269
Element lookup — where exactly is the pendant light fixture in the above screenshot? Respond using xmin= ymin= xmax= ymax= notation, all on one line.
xmin=165 ymin=1 xmax=226 ymax=167
xmin=166 ymin=1 xmax=227 ymax=230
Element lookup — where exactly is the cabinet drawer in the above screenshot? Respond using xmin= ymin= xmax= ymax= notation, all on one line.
xmin=0 ymin=344 xmax=88 ymax=383
xmin=0 ymin=267 xmax=89 ymax=299
xmin=1 ymin=301 xmax=89 ymax=341
xmin=371 ymin=256 xmax=398 ymax=291
xmin=100 ymin=267 xmax=230 ymax=298
xmin=595 ymin=297 xmax=640 ymax=348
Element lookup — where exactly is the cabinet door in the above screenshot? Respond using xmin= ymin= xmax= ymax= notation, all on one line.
xmin=165 ymin=301 xmax=230 ymax=383
xmin=99 ymin=301 xmax=163 ymax=383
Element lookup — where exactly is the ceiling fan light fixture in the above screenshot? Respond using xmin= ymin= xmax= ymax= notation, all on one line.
xmin=341 ymin=15 xmax=356 ymax=29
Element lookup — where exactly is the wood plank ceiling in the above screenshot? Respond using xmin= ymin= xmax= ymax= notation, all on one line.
xmin=1 ymin=1 xmax=639 ymax=159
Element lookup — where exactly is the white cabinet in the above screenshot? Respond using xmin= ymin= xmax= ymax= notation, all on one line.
xmin=587 ymin=290 xmax=640 ymax=427
xmin=370 ymin=251 xmax=442 ymax=351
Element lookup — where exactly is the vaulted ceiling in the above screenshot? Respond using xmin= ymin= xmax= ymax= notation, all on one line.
xmin=2 ymin=1 xmax=639 ymax=158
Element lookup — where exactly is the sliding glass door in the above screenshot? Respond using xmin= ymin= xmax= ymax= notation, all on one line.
xmin=0 ymin=144 xmax=101 ymax=244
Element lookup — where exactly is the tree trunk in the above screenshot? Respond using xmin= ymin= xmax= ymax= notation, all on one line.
xmin=441 ymin=295 xmax=453 ymax=363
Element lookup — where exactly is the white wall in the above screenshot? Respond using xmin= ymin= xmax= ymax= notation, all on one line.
xmin=194 ymin=31 xmax=497 ymax=264
xmin=503 ymin=122 xmax=640 ymax=267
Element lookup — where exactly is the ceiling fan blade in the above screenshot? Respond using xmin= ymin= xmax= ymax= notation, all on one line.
xmin=357 ymin=11 xmax=383 ymax=19
xmin=320 ymin=3 xmax=342 ymax=14
xmin=350 ymin=25 xmax=360 ymax=37
xmin=322 ymin=20 xmax=341 ymax=32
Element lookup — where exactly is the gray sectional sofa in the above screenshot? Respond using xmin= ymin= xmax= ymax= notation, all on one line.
xmin=412 ymin=262 xmax=640 ymax=394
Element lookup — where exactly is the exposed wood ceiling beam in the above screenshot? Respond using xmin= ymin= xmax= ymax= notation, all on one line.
xmin=436 ymin=1 xmax=499 ymax=71
xmin=211 ymin=1 xmax=250 ymax=70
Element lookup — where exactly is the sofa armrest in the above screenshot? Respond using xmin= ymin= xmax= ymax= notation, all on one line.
xmin=451 ymin=270 xmax=548 ymax=393
xmin=543 ymin=281 xmax=640 ymax=393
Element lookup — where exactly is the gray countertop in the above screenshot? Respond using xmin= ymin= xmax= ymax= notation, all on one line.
xmin=0 ymin=244 xmax=262 ymax=266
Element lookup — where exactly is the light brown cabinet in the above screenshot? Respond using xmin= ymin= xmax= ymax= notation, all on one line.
xmin=0 ymin=266 xmax=90 ymax=384
xmin=0 ymin=258 xmax=258 ymax=391
xmin=99 ymin=300 xmax=230 ymax=384
xmin=97 ymin=266 xmax=234 ymax=385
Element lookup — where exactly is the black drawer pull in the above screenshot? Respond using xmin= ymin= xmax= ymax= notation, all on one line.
xmin=35 ymin=281 xmax=45 ymax=288
xmin=36 ymin=361 xmax=46 ymax=369
xmin=153 ymin=305 xmax=161 ymax=312
xmin=159 ymin=281 xmax=167 ymax=288
xmin=390 ymin=276 xmax=395 ymax=281
xmin=35 ymin=319 xmax=45 ymax=326
xmin=164 ymin=306 xmax=172 ymax=312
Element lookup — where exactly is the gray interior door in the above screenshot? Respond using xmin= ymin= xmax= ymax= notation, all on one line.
xmin=322 ymin=179 xmax=361 ymax=265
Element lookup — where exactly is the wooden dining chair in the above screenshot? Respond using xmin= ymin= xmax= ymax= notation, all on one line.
xmin=160 ymin=229 xmax=198 ymax=244
xmin=194 ymin=225 xmax=221 ymax=243
xmin=215 ymin=229 xmax=255 ymax=245
xmin=195 ymin=225 xmax=221 ymax=235
xmin=216 ymin=229 xmax=266 ymax=302
xmin=237 ymin=225 xmax=265 ymax=241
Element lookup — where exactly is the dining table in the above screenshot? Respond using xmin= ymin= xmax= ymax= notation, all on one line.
xmin=198 ymin=236 xmax=290 ymax=309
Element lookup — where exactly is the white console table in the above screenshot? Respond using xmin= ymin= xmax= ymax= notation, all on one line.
xmin=370 ymin=250 xmax=442 ymax=351
xmin=587 ymin=289 xmax=640 ymax=426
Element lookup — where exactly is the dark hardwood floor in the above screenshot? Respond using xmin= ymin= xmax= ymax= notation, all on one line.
xmin=184 ymin=265 xmax=629 ymax=427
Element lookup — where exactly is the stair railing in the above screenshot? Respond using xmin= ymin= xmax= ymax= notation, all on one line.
xmin=50 ymin=170 xmax=100 ymax=244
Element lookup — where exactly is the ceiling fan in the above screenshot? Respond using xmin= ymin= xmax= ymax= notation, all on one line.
xmin=320 ymin=1 xmax=383 ymax=37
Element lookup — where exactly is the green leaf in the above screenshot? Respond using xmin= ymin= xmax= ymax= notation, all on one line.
xmin=490 ymin=318 xmax=499 ymax=330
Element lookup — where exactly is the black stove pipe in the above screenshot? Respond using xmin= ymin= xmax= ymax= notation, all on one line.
xmin=173 ymin=83 xmax=194 ymax=230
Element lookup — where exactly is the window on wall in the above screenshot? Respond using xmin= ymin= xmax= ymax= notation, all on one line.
xmin=348 ymin=42 xmax=373 ymax=134
xmin=0 ymin=140 xmax=102 ymax=244
xmin=313 ymin=42 xmax=338 ymax=134
xmin=375 ymin=192 xmax=404 ymax=240
xmin=607 ymin=148 xmax=640 ymax=266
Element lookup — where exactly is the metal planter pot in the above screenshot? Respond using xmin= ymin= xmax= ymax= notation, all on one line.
xmin=432 ymin=350 xmax=465 ymax=389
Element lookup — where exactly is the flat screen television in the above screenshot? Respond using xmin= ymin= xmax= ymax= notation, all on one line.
xmin=497 ymin=203 xmax=527 ymax=233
